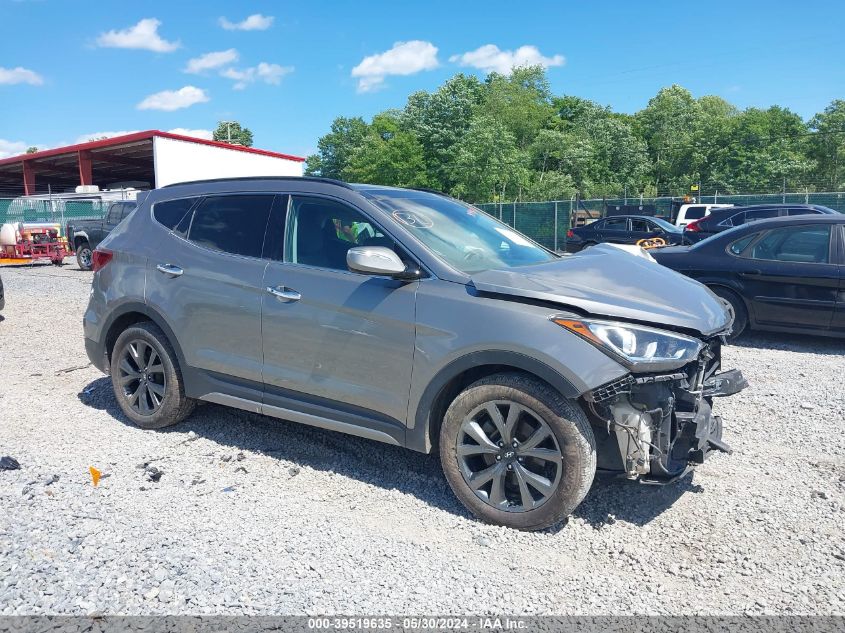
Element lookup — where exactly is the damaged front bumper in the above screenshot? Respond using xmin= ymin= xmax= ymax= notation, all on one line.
xmin=586 ymin=340 xmax=747 ymax=483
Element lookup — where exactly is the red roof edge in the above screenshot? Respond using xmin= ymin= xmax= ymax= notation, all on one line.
xmin=0 ymin=130 xmax=306 ymax=167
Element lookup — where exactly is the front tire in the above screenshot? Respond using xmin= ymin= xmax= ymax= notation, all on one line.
xmin=76 ymin=242 xmax=93 ymax=271
xmin=440 ymin=373 xmax=596 ymax=531
xmin=110 ymin=322 xmax=195 ymax=429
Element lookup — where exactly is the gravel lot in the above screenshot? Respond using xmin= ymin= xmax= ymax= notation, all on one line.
xmin=1 ymin=262 xmax=843 ymax=616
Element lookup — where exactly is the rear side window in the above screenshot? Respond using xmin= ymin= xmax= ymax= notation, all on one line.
xmin=787 ymin=208 xmax=820 ymax=216
xmin=154 ymin=198 xmax=199 ymax=230
xmin=750 ymin=226 xmax=830 ymax=264
xmin=121 ymin=201 xmax=137 ymax=220
xmin=733 ymin=209 xmax=779 ymax=226
xmin=188 ymin=194 xmax=275 ymax=258
xmin=603 ymin=217 xmax=627 ymax=230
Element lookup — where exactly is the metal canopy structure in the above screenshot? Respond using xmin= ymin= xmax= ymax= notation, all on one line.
xmin=0 ymin=130 xmax=305 ymax=195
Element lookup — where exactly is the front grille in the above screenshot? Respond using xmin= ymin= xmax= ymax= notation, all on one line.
xmin=587 ymin=374 xmax=635 ymax=403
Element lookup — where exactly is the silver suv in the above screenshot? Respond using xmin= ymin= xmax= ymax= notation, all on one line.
xmin=84 ymin=177 xmax=746 ymax=530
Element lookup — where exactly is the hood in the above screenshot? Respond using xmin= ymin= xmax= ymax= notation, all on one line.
xmin=470 ymin=244 xmax=730 ymax=336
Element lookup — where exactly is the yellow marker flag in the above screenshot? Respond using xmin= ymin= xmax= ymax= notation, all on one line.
xmin=89 ymin=466 xmax=101 ymax=487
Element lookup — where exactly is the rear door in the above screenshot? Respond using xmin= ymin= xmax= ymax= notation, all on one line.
xmin=738 ymin=223 xmax=839 ymax=331
xmin=598 ymin=216 xmax=630 ymax=243
xmin=145 ymin=193 xmax=277 ymax=385
xmin=260 ymin=194 xmax=417 ymax=434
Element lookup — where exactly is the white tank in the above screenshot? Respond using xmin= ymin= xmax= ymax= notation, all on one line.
xmin=0 ymin=222 xmax=19 ymax=247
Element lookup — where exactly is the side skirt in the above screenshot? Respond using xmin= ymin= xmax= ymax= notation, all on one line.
xmin=199 ymin=392 xmax=403 ymax=447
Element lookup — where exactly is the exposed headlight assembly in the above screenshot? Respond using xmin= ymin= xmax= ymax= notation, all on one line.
xmin=553 ymin=317 xmax=704 ymax=369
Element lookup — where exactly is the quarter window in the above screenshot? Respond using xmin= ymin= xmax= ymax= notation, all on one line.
xmin=154 ymin=197 xmax=199 ymax=231
xmin=728 ymin=234 xmax=757 ymax=256
xmin=750 ymin=226 xmax=830 ymax=264
xmin=286 ymin=196 xmax=391 ymax=271
xmin=187 ymin=195 xmax=275 ymax=259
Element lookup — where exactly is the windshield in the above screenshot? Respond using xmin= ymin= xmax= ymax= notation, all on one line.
xmin=651 ymin=217 xmax=681 ymax=232
xmin=362 ymin=189 xmax=557 ymax=274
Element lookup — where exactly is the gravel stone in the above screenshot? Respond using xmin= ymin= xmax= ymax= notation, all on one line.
xmin=1 ymin=263 xmax=843 ymax=615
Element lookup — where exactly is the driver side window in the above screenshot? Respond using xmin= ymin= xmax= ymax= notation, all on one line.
xmin=285 ymin=196 xmax=393 ymax=271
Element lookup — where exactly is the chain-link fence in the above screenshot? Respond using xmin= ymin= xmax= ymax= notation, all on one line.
xmin=0 ymin=192 xmax=136 ymax=236
xmin=477 ymin=191 xmax=845 ymax=251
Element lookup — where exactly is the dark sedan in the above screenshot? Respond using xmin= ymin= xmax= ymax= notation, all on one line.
xmin=683 ymin=203 xmax=838 ymax=243
xmin=565 ymin=215 xmax=686 ymax=252
xmin=652 ymin=215 xmax=845 ymax=339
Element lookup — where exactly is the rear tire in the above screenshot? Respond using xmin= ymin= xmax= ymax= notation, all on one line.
xmin=440 ymin=372 xmax=596 ymax=531
xmin=76 ymin=242 xmax=93 ymax=271
xmin=110 ymin=322 xmax=195 ymax=429
xmin=709 ymin=286 xmax=748 ymax=341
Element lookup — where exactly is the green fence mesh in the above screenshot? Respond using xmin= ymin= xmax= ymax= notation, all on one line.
xmin=476 ymin=192 xmax=845 ymax=251
xmin=0 ymin=198 xmax=110 ymax=236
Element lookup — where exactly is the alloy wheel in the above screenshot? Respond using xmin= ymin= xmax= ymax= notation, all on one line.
xmin=456 ymin=400 xmax=563 ymax=512
xmin=117 ymin=339 xmax=167 ymax=416
xmin=79 ymin=248 xmax=92 ymax=268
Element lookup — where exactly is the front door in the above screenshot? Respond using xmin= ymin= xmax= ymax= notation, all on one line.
xmin=739 ymin=223 xmax=839 ymax=331
xmin=261 ymin=194 xmax=418 ymax=433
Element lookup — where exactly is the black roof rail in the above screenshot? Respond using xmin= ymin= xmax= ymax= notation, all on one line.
xmin=161 ymin=175 xmax=353 ymax=189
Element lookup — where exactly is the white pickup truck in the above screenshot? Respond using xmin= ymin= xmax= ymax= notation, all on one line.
xmin=674 ymin=203 xmax=733 ymax=228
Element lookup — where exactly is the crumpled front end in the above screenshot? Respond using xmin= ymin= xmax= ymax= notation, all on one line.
xmin=585 ymin=337 xmax=747 ymax=482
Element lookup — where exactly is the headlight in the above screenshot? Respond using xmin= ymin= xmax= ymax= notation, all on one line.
xmin=552 ymin=317 xmax=703 ymax=368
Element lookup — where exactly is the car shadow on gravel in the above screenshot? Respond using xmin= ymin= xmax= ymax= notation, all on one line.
xmin=731 ymin=332 xmax=845 ymax=356
xmin=78 ymin=376 xmax=703 ymax=530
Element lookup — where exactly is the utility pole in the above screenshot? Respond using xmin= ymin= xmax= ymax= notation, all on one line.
xmin=783 ymin=176 xmax=786 ymax=203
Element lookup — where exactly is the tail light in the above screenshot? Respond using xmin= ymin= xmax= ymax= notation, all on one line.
xmin=685 ymin=219 xmax=702 ymax=232
xmin=92 ymin=249 xmax=113 ymax=272
xmin=566 ymin=229 xmax=575 ymax=238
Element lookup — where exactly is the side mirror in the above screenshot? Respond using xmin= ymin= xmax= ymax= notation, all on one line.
xmin=347 ymin=246 xmax=413 ymax=278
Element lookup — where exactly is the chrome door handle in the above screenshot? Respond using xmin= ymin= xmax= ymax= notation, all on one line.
xmin=266 ymin=286 xmax=301 ymax=302
xmin=156 ymin=263 xmax=183 ymax=277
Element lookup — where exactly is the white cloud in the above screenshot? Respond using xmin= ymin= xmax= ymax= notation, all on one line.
xmin=449 ymin=44 xmax=565 ymax=74
xmin=96 ymin=18 xmax=180 ymax=53
xmin=137 ymin=86 xmax=209 ymax=111
xmin=221 ymin=62 xmax=293 ymax=90
xmin=185 ymin=49 xmax=239 ymax=74
xmin=0 ymin=66 xmax=44 ymax=85
xmin=0 ymin=139 xmax=29 ymax=159
xmin=219 ymin=14 xmax=274 ymax=31
xmin=351 ymin=40 xmax=439 ymax=93
xmin=167 ymin=128 xmax=213 ymax=140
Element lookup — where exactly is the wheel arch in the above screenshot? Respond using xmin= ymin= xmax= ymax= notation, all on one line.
xmin=102 ymin=302 xmax=186 ymax=372
xmin=406 ymin=351 xmax=580 ymax=454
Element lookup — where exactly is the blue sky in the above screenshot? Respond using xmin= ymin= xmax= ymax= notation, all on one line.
xmin=2 ymin=0 xmax=844 ymax=159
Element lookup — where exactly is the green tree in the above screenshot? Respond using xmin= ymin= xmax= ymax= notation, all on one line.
xmin=710 ymin=106 xmax=811 ymax=192
xmin=305 ymin=116 xmax=369 ymax=178
xmin=342 ymin=113 xmax=431 ymax=188
xmin=636 ymin=85 xmax=701 ymax=194
xmin=25 ymin=146 xmax=38 ymax=154
xmin=450 ymin=115 xmax=527 ymax=202
xmin=213 ymin=121 xmax=254 ymax=147
xmin=403 ymin=73 xmax=484 ymax=191
xmin=479 ymin=66 xmax=555 ymax=150
xmin=808 ymin=100 xmax=845 ymax=190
